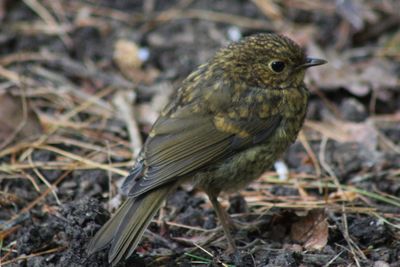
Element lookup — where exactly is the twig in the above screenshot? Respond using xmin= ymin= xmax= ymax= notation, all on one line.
xmin=298 ymin=130 xmax=322 ymax=177
xmin=37 ymin=145 xmax=128 ymax=176
xmin=23 ymin=0 xmax=72 ymax=47
xmin=18 ymin=87 xmax=115 ymax=162
xmin=113 ymin=91 xmax=143 ymax=158
xmin=181 ymin=9 xmax=273 ymax=30
xmin=1 ymin=246 xmax=66 ymax=265
xmin=3 ymin=170 xmax=71 ymax=229
xmin=318 ymin=136 xmax=344 ymax=195
xmin=28 ymin=153 xmax=61 ymax=205
xmin=322 ymin=250 xmax=345 ymax=267
xmin=340 ymin=207 xmax=366 ymax=266
xmin=0 ymin=161 xmax=133 ymax=172
xmin=151 ymin=220 xmax=215 ymax=233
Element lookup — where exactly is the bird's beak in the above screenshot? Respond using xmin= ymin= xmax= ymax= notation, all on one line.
xmin=300 ymin=57 xmax=327 ymax=68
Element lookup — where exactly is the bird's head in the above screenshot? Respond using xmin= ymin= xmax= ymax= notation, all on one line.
xmin=214 ymin=33 xmax=326 ymax=89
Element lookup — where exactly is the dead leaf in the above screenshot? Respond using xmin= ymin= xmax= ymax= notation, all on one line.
xmin=113 ymin=39 xmax=159 ymax=84
xmin=328 ymin=190 xmax=358 ymax=202
xmin=0 ymin=92 xmax=42 ymax=148
xmin=0 ymin=191 xmax=22 ymax=206
xmin=307 ymin=43 xmax=398 ymax=97
xmin=305 ymin=119 xmax=379 ymax=151
xmin=291 ymin=209 xmax=328 ymax=250
xmin=114 ymin=39 xmax=143 ymax=70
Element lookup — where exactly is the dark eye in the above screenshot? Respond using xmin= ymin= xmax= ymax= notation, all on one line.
xmin=269 ymin=61 xmax=285 ymax=73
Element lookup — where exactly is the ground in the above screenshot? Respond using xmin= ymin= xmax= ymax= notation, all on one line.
xmin=0 ymin=0 xmax=400 ymax=266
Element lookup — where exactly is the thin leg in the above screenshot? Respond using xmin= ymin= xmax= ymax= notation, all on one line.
xmin=207 ymin=193 xmax=237 ymax=253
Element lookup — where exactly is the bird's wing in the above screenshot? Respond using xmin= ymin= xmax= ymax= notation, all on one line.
xmin=122 ymin=106 xmax=282 ymax=197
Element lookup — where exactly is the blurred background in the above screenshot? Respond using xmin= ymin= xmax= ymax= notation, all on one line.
xmin=0 ymin=0 xmax=399 ymax=266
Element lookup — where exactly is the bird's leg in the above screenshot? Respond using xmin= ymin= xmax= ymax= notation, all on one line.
xmin=207 ymin=193 xmax=237 ymax=253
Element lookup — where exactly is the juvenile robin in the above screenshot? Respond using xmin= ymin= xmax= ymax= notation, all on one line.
xmin=87 ymin=33 xmax=326 ymax=265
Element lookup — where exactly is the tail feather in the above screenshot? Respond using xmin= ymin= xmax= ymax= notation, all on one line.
xmin=109 ymin=187 xmax=170 ymax=264
xmin=87 ymin=199 xmax=132 ymax=253
xmin=87 ymin=186 xmax=173 ymax=265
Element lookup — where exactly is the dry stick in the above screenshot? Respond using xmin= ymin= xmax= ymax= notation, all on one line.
xmin=0 ymin=161 xmax=132 ymax=173
xmin=2 ymin=146 xmax=119 ymax=231
xmin=62 ymin=0 xmax=134 ymax=23
xmin=298 ymin=130 xmax=322 ymax=177
xmin=23 ymin=0 xmax=58 ymax=25
xmin=37 ymin=145 xmax=128 ymax=176
xmin=371 ymin=112 xmax=400 ymax=123
xmin=256 ymin=172 xmax=386 ymax=211
xmin=172 ymin=9 xmax=272 ymax=30
xmin=4 ymin=170 xmax=72 ymax=228
xmin=47 ymin=136 xmax=132 ymax=159
xmin=60 ymin=87 xmax=115 ymax=123
xmin=318 ymin=134 xmax=354 ymax=257
xmin=1 ymin=246 xmax=66 ymax=266
xmin=18 ymin=87 xmax=115 ymax=162
xmin=318 ymin=136 xmax=343 ymax=195
xmin=258 ymin=171 xmax=398 ymax=258
xmin=304 ymin=120 xmax=348 ymax=143
xmin=372 ymin=186 xmax=400 ymax=203
xmin=0 ymin=64 xmax=40 ymax=86
xmin=0 ymin=86 xmax=58 ymax=205
xmin=47 ymin=0 xmax=72 ymax=33
xmin=0 ymin=230 xmax=23 ymax=265
xmin=372 ymin=212 xmax=400 ymax=230
xmin=340 ymin=207 xmax=366 ymax=267
xmin=28 ymin=153 xmax=61 ymax=205
xmin=1 ymin=89 xmax=127 ymax=216
xmin=21 ymin=171 xmax=41 ymax=192
xmin=105 ymin=141 xmax=114 ymax=205
xmin=248 ymin=201 xmax=375 ymax=214
xmin=63 ymin=0 xmax=273 ymax=31
xmin=310 ymin=85 xmax=341 ymax=119
xmin=192 ymin=242 xmax=230 ymax=267
xmin=297 ymin=130 xmax=322 ymax=197
xmin=322 ymin=250 xmax=345 ymax=267
xmin=143 ymin=229 xmax=176 ymax=250
xmin=328 ymin=198 xmax=375 ymax=266
xmin=318 ymin=135 xmax=366 ymax=267
xmin=252 ymin=0 xmax=282 ymax=20
xmin=0 ymin=241 xmax=18 ymax=265
xmin=376 ymin=128 xmax=400 ymax=154
xmin=192 ymin=242 xmax=213 ymax=258
xmin=22 ymin=0 xmax=72 ymax=47
xmin=0 ymin=52 xmax=56 ymax=66
xmin=151 ymin=220 xmax=214 ymax=233
xmin=113 ymin=91 xmax=143 ymax=158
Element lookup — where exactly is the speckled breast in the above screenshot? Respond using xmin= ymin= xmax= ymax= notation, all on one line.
xmin=194 ymin=85 xmax=309 ymax=195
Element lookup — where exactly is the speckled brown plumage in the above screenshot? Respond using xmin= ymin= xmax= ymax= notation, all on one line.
xmin=87 ymin=33 xmax=326 ymax=265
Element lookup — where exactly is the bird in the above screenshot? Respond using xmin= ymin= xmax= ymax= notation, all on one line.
xmin=87 ymin=33 xmax=326 ymax=265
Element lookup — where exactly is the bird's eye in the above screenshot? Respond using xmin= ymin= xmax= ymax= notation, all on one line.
xmin=269 ymin=61 xmax=285 ymax=73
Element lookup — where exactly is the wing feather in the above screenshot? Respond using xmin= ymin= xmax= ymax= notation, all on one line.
xmin=123 ymin=112 xmax=281 ymax=197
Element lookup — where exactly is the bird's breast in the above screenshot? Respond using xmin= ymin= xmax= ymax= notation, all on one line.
xmin=194 ymin=85 xmax=309 ymax=195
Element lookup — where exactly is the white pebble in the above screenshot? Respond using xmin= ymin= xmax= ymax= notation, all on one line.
xmin=138 ymin=47 xmax=150 ymax=62
xmin=274 ymin=160 xmax=289 ymax=180
xmin=227 ymin=26 xmax=242 ymax=42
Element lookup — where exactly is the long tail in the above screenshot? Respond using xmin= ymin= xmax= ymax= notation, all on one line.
xmin=87 ymin=185 xmax=173 ymax=265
